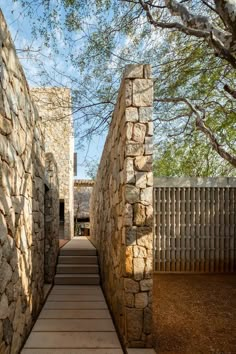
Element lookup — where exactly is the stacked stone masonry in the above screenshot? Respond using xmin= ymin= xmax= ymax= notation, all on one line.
xmin=31 ymin=87 xmax=74 ymax=240
xmin=90 ymin=64 xmax=154 ymax=348
xmin=0 ymin=11 xmax=59 ymax=353
xmin=44 ymin=153 xmax=59 ymax=283
xmin=74 ymin=179 xmax=94 ymax=220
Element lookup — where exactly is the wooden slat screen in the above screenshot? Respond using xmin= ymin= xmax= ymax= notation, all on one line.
xmin=154 ymin=187 xmax=236 ymax=272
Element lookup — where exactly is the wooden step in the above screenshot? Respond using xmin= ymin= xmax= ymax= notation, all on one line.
xmin=57 ymin=264 xmax=99 ymax=274
xmin=55 ymin=274 xmax=100 ymax=285
xmin=58 ymin=256 xmax=98 ymax=264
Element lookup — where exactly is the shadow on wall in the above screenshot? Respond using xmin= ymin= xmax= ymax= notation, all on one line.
xmin=1 ymin=125 xmax=45 ymax=353
xmin=89 ymin=64 xmax=154 ymax=348
xmin=44 ymin=153 xmax=59 ymax=283
xmin=0 ymin=11 xmax=59 ymax=353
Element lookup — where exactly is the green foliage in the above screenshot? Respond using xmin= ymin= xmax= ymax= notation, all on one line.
xmin=154 ymin=140 xmax=235 ymax=177
xmin=12 ymin=0 xmax=236 ymax=175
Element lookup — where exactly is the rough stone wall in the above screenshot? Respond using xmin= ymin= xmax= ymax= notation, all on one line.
xmin=44 ymin=153 xmax=59 ymax=283
xmin=31 ymin=88 xmax=74 ymax=240
xmin=74 ymin=180 xmax=94 ymax=219
xmin=0 ymin=10 xmax=45 ymax=353
xmin=90 ymin=64 xmax=154 ymax=348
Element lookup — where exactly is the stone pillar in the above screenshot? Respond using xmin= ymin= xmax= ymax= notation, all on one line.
xmin=89 ymin=64 xmax=153 ymax=349
xmin=122 ymin=64 xmax=153 ymax=347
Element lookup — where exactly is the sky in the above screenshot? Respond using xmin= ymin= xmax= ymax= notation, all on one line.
xmin=0 ymin=1 xmax=107 ymax=179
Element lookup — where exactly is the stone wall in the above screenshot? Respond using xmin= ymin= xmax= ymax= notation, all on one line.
xmin=0 ymin=10 xmax=45 ymax=353
xmin=31 ymin=88 xmax=74 ymax=240
xmin=44 ymin=153 xmax=59 ymax=283
xmin=90 ymin=64 xmax=154 ymax=348
xmin=74 ymin=180 xmax=94 ymax=219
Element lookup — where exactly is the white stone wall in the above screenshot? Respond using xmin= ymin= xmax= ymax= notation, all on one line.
xmin=31 ymin=88 xmax=74 ymax=239
xmin=0 ymin=10 xmax=45 ymax=353
xmin=90 ymin=64 xmax=154 ymax=348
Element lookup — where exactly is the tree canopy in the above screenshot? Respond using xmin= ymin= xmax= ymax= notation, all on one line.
xmin=10 ymin=0 xmax=236 ymax=175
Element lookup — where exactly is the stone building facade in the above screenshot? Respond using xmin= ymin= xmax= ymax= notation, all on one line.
xmin=90 ymin=64 xmax=154 ymax=348
xmin=74 ymin=179 xmax=94 ymax=219
xmin=0 ymin=10 xmax=59 ymax=353
xmin=31 ymin=88 xmax=74 ymax=240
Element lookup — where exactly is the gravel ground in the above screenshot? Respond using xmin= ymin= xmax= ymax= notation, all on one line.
xmin=153 ymin=273 xmax=236 ymax=354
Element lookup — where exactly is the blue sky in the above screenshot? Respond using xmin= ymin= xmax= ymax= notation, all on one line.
xmin=0 ymin=1 xmax=106 ymax=179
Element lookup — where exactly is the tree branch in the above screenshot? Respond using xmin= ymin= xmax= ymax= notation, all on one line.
xmin=139 ymin=0 xmax=236 ymax=67
xmin=154 ymin=97 xmax=236 ymax=167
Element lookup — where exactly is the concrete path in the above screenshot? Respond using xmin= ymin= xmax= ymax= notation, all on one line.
xmin=21 ymin=237 xmax=123 ymax=353
xmin=21 ymin=285 xmax=123 ymax=353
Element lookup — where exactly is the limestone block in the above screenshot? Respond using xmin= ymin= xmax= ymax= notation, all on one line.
xmin=135 ymin=172 xmax=147 ymax=188
xmin=137 ymin=227 xmax=153 ymax=249
xmin=125 ymin=122 xmax=133 ymax=140
xmin=124 ymin=203 xmax=133 ymax=226
xmin=125 ymin=107 xmax=139 ymax=122
xmin=8 ymin=301 xmax=16 ymax=323
xmin=140 ymin=279 xmax=153 ymax=291
xmin=134 ymin=203 xmax=146 ymax=226
xmin=144 ymin=64 xmax=152 ymax=78
xmin=147 ymin=122 xmax=153 ymax=136
xmin=135 ymin=292 xmax=148 ymax=309
xmin=125 ymin=157 xmax=134 ymax=172
xmin=125 ymin=293 xmax=134 ymax=307
xmin=139 ymin=107 xmax=153 ymax=122
xmin=2 ymin=236 xmax=14 ymax=263
xmin=0 ymin=293 xmax=8 ymax=319
xmin=134 ymin=156 xmax=152 ymax=172
xmin=10 ymin=118 xmax=27 ymax=156
xmin=125 ymin=185 xmax=140 ymax=204
xmin=0 ymin=134 xmax=16 ymax=167
xmin=124 ymin=169 xmax=135 ymax=184
xmin=145 ymin=257 xmax=153 ymax=278
xmin=133 ymin=258 xmax=145 ymax=280
xmin=126 ymin=246 xmax=133 ymax=275
xmin=0 ymin=260 xmax=12 ymax=293
xmin=124 ymin=278 xmax=139 ymax=293
xmin=3 ymin=317 xmax=13 ymax=346
xmin=145 ymin=205 xmax=153 ymax=226
xmin=0 ymin=115 xmax=12 ymax=135
xmin=0 ymin=213 xmax=7 ymax=244
xmin=125 ymin=227 xmax=137 ymax=246
xmin=126 ymin=308 xmax=143 ymax=340
xmin=133 ymin=79 xmax=153 ymax=107
xmin=144 ymin=143 xmax=153 ymax=156
xmin=126 ymin=143 xmax=144 ymax=157
xmin=132 ymin=123 xmax=146 ymax=143
xmin=144 ymin=307 xmax=152 ymax=334
xmin=133 ymin=245 xmax=147 ymax=258
xmin=124 ymin=64 xmax=144 ymax=79
xmin=125 ymin=79 xmax=132 ymax=106
xmin=140 ymin=187 xmax=153 ymax=205
xmin=13 ymin=297 xmax=25 ymax=334
xmin=11 ymin=331 xmax=22 ymax=354
xmin=145 ymin=136 xmax=153 ymax=144
xmin=146 ymin=172 xmax=153 ymax=187
xmin=2 ymin=91 xmax=11 ymax=121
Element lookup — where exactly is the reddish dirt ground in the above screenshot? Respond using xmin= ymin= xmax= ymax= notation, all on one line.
xmin=153 ymin=273 xmax=236 ymax=354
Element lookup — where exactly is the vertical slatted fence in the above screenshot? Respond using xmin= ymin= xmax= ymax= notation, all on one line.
xmin=154 ymin=178 xmax=236 ymax=272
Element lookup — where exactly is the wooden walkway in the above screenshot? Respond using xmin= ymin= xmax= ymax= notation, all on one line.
xmin=21 ymin=238 xmax=123 ymax=353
